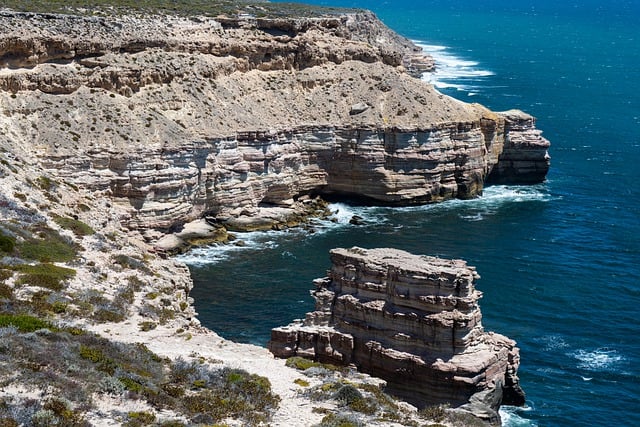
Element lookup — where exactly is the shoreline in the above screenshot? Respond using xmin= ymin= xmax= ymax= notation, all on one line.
xmin=0 ymin=3 xmax=549 ymax=425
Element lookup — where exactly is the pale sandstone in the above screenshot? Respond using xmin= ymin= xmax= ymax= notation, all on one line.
xmin=270 ymin=247 xmax=525 ymax=425
xmin=0 ymin=9 xmax=550 ymax=240
xmin=0 ymin=6 xmax=543 ymax=424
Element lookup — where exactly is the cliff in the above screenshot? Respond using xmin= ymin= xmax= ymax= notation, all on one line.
xmin=0 ymin=3 xmax=545 ymax=424
xmin=270 ymin=247 xmax=525 ymax=424
xmin=0 ymin=6 xmax=549 ymax=247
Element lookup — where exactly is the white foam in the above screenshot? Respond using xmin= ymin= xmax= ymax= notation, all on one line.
xmin=500 ymin=405 xmax=538 ymax=427
xmin=395 ymin=184 xmax=551 ymax=220
xmin=326 ymin=202 xmax=358 ymax=224
xmin=176 ymin=187 xmax=550 ymax=264
xmin=536 ymin=334 xmax=570 ymax=351
xmin=415 ymin=40 xmax=494 ymax=93
xmin=573 ymin=348 xmax=625 ymax=372
xmin=174 ymin=230 xmax=281 ymax=266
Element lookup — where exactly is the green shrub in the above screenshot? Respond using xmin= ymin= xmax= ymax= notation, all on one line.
xmin=286 ymin=356 xmax=343 ymax=372
xmin=0 ymin=232 xmax=16 ymax=253
xmin=53 ymin=216 xmax=95 ymax=237
xmin=79 ymin=345 xmax=116 ymax=375
xmin=36 ymin=176 xmax=53 ymax=191
xmin=0 ymin=283 xmax=13 ymax=299
xmin=92 ymin=308 xmax=125 ymax=323
xmin=19 ymin=226 xmax=78 ymax=262
xmin=334 ymin=385 xmax=363 ymax=405
xmin=52 ymin=301 xmax=68 ymax=313
xmin=0 ymin=417 xmax=19 ymax=427
xmin=139 ymin=321 xmax=157 ymax=332
xmin=125 ymin=411 xmax=155 ymax=427
xmin=0 ymin=269 xmax=14 ymax=282
xmin=157 ymin=421 xmax=186 ymax=427
xmin=348 ymin=397 xmax=378 ymax=415
xmin=0 ymin=314 xmax=53 ymax=332
xmin=118 ymin=376 xmax=144 ymax=393
xmin=113 ymin=254 xmax=151 ymax=274
xmin=419 ymin=404 xmax=449 ymax=423
xmin=318 ymin=413 xmax=363 ymax=427
xmin=43 ymin=397 xmax=85 ymax=424
xmin=14 ymin=263 xmax=76 ymax=291
xmin=294 ymin=378 xmax=310 ymax=387
xmin=127 ymin=275 xmax=145 ymax=291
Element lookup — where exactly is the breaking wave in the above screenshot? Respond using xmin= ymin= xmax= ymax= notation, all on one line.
xmin=415 ymin=41 xmax=494 ymax=94
xmin=174 ymin=230 xmax=282 ymax=266
xmin=501 ymin=405 xmax=538 ymax=427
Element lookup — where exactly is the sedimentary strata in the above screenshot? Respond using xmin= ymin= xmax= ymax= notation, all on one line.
xmin=270 ymin=247 xmax=525 ymax=424
xmin=0 ymin=8 xmax=549 ymax=245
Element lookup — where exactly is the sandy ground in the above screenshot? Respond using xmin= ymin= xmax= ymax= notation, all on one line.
xmin=89 ymin=319 xmax=330 ymax=426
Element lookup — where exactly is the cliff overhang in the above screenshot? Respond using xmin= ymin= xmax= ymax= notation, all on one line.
xmin=0 ymin=7 xmax=549 ymax=248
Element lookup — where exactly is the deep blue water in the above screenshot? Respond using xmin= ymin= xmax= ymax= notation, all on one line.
xmin=180 ymin=1 xmax=640 ymax=425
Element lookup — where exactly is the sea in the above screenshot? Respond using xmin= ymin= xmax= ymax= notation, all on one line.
xmin=176 ymin=1 xmax=640 ymax=425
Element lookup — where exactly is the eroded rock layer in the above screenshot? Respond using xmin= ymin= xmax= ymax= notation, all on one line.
xmin=270 ymin=247 xmax=525 ymax=422
xmin=0 ymin=9 xmax=549 ymax=239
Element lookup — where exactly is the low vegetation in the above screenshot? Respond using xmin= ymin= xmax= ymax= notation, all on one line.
xmin=286 ymin=354 xmax=473 ymax=427
xmin=285 ymin=356 xmax=346 ymax=373
xmin=13 ymin=263 xmax=76 ymax=291
xmin=52 ymin=216 xmax=95 ymax=237
xmin=0 ymin=322 xmax=280 ymax=425
xmin=0 ymin=223 xmax=79 ymax=263
xmin=1 ymin=0 xmax=353 ymax=18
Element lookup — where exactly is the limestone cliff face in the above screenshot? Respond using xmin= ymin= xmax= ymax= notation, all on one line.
xmin=270 ymin=247 xmax=525 ymax=423
xmin=0 ymin=9 xmax=549 ymax=238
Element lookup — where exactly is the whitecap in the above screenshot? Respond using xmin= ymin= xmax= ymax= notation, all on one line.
xmin=459 ymin=213 xmax=484 ymax=221
xmin=572 ymin=348 xmax=625 ymax=372
xmin=535 ymin=334 xmax=570 ymax=351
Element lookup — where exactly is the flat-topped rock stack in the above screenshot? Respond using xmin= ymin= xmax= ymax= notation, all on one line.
xmin=270 ymin=247 xmax=525 ymax=423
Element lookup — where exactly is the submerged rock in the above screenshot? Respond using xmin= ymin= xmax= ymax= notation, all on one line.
xmin=269 ymin=247 xmax=525 ymax=425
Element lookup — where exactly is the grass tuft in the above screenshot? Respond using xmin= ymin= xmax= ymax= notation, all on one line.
xmin=13 ymin=263 xmax=76 ymax=291
xmin=285 ymin=356 xmax=344 ymax=372
xmin=0 ymin=314 xmax=54 ymax=332
xmin=53 ymin=216 xmax=95 ymax=237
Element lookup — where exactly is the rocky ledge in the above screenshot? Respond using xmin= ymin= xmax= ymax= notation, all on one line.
xmin=0 ymin=6 xmax=549 ymax=248
xmin=270 ymin=247 xmax=525 ymax=425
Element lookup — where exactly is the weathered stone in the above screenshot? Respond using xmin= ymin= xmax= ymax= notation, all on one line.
xmin=269 ymin=247 xmax=525 ymax=424
xmin=0 ymin=9 xmax=549 ymax=240
xmin=349 ymin=102 xmax=370 ymax=115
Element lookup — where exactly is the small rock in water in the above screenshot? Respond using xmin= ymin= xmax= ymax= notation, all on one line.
xmin=349 ymin=215 xmax=365 ymax=225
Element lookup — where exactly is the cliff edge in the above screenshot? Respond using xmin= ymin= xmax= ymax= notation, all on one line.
xmin=0 ymin=3 xmax=543 ymax=425
xmin=0 ymin=6 xmax=549 ymax=248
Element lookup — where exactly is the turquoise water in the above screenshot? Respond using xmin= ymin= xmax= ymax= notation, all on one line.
xmin=180 ymin=1 xmax=640 ymax=425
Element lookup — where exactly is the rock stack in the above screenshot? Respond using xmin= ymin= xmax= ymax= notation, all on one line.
xmin=270 ymin=247 xmax=525 ymax=422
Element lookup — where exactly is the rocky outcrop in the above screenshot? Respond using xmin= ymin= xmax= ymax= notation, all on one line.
xmin=269 ymin=247 xmax=525 ymax=424
xmin=486 ymin=110 xmax=551 ymax=184
xmin=0 ymin=8 xmax=549 ymax=240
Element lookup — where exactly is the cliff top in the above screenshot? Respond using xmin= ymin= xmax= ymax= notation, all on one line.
xmin=1 ymin=0 xmax=353 ymax=18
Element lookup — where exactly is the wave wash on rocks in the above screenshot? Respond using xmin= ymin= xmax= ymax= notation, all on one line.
xmin=270 ymin=247 xmax=526 ymax=425
xmin=0 ymin=7 xmax=549 ymax=245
